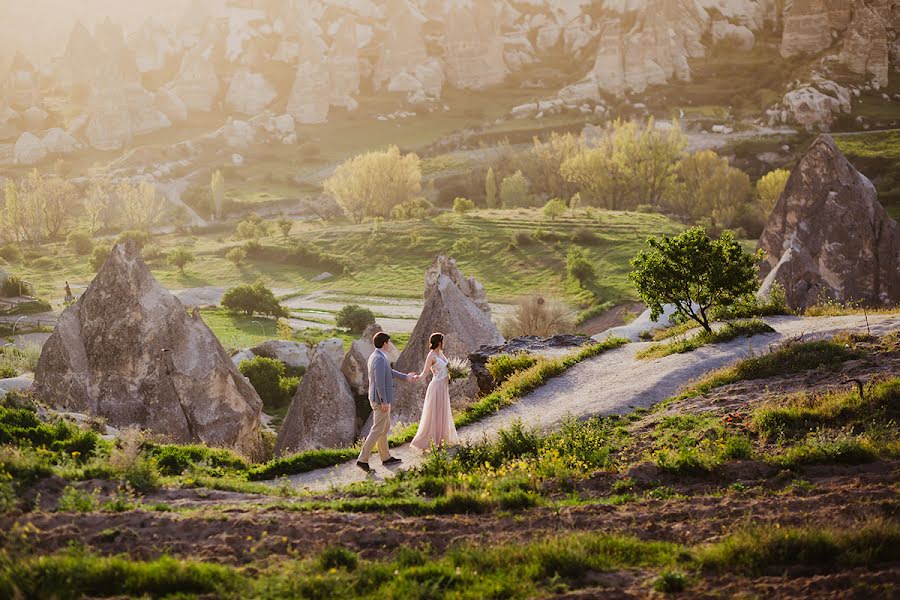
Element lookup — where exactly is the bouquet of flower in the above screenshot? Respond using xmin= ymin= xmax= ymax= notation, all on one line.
xmin=447 ymin=357 xmax=471 ymax=381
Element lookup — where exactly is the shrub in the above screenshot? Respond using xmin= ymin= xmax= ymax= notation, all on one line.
xmin=571 ymin=227 xmax=598 ymax=245
xmin=318 ymin=547 xmax=358 ymax=572
xmin=166 ymin=247 xmax=195 ymax=273
xmin=276 ymin=218 xmax=292 ymax=238
xmin=116 ymin=230 xmax=150 ymax=249
xmin=499 ymin=170 xmax=531 ymax=208
xmin=89 ymin=246 xmax=110 ymax=272
xmin=0 ymin=274 xmax=27 ymax=298
xmin=452 ymin=197 xmax=475 ymax=215
xmin=542 ymin=198 xmax=567 ymax=221
xmin=238 ymin=357 xmax=296 ymax=409
xmin=0 ymin=244 xmax=22 ymax=263
xmin=565 ymin=247 xmax=595 ymax=288
xmin=221 ymin=282 xmax=287 ymax=318
xmin=67 ymin=231 xmax=93 ymax=256
xmin=226 ymin=247 xmax=247 ymax=267
xmin=391 ymin=198 xmax=433 ymax=221
xmin=335 ymin=305 xmax=375 ymax=333
xmin=510 ymin=231 xmax=533 ymax=247
xmin=486 ymin=353 xmax=539 ymax=385
xmin=57 ymin=486 xmax=99 ymax=512
xmin=235 ymin=216 xmax=270 ymax=240
xmin=502 ymin=296 xmax=575 ymax=338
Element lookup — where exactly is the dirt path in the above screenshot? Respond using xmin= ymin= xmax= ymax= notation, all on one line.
xmin=284 ymin=314 xmax=899 ymax=491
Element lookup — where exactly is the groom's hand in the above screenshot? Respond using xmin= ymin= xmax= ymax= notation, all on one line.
xmin=378 ymin=403 xmax=389 ymax=413
xmin=407 ymin=373 xmax=418 ymax=381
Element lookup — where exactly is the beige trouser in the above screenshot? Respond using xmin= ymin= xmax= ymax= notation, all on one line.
xmin=358 ymin=405 xmax=391 ymax=463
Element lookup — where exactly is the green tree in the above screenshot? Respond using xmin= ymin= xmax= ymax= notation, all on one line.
xmin=542 ymin=198 xmax=567 ymax=221
xmin=276 ymin=218 xmax=292 ymax=238
xmin=67 ymin=231 xmax=93 ymax=255
xmin=669 ymin=151 xmax=752 ymax=231
xmin=485 ymin=167 xmax=498 ymax=209
xmin=226 ymin=246 xmax=247 ymax=267
xmin=239 ymin=357 xmax=298 ymax=409
xmin=117 ymin=181 xmax=164 ymax=231
xmin=453 ymin=197 xmax=475 ymax=215
xmin=335 ymin=304 xmax=376 ymax=333
xmin=324 ymin=145 xmax=423 ymax=223
xmin=221 ymin=281 xmax=287 ymax=318
xmin=499 ymin=170 xmax=531 ymax=208
xmin=756 ymin=168 xmax=790 ymax=216
xmin=167 ymin=247 xmax=195 ymax=273
xmin=210 ymin=170 xmax=225 ymax=220
xmin=566 ymin=247 xmax=595 ymax=288
xmin=527 ymin=132 xmax=583 ymax=199
xmin=89 ymin=246 xmax=111 ymax=272
xmin=629 ymin=227 xmax=763 ymax=334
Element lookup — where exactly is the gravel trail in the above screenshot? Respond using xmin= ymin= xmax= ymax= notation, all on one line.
xmin=284 ymin=314 xmax=899 ymax=492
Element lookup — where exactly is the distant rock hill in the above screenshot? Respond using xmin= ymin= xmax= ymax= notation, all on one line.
xmin=1 ymin=0 xmax=896 ymax=159
xmin=758 ymin=134 xmax=900 ymax=311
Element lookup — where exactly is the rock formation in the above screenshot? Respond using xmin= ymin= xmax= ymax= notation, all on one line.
xmin=6 ymin=52 xmax=41 ymax=109
xmin=84 ymin=68 xmax=133 ymax=151
xmin=782 ymin=82 xmax=851 ymax=130
xmin=780 ymin=0 xmax=834 ymax=57
xmin=286 ymin=36 xmax=331 ymax=124
xmin=392 ymin=256 xmax=504 ymax=422
xmin=13 ymin=132 xmax=46 ymax=165
xmin=757 ymin=135 xmax=900 ymax=310
xmin=840 ymin=3 xmax=890 ymax=88
xmin=226 ymin=69 xmax=277 ymax=115
xmin=274 ymin=349 xmax=357 ymax=455
xmin=373 ymin=0 xmax=431 ymax=91
xmin=33 ymin=242 xmax=265 ymax=460
xmin=251 ymin=340 xmax=311 ymax=369
xmin=57 ymin=22 xmax=102 ymax=96
xmin=41 ymin=128 xmax=80 ymax=155
xmin=341 ymin=324 xmax=400 ymax=397
xmin=442 ymin=2 xmax=509 ymax=90
xmin=328 ymin=16 xmax=362 ymax=110
xmin=167 ymin=48 xmax=220 ymax=113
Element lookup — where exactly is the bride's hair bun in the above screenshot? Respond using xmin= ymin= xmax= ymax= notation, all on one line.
xmin=429 ymin=332 xmax=444 ymax=350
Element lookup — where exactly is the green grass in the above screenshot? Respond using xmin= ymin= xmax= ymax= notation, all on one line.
xmin=678 ymin=340 xmax=858 ymax=400
xmin=0 ymin=346 xmax=41 ymax=378
xmin=4 ymin=521 xmax=896 ymax=599
xmin=636 ymin=319 xmax=775 ymax=359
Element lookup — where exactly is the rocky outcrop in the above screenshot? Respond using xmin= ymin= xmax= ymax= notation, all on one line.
xmin=782 ymin=81 xmax=851 ymax=130
xmin=780 ymin=0 xmax=834 ymax=57
xmin=41 ymin=128 xmax=80 ymax=155
xmin=226 ymin=69 xmax=277 ymax=115
xmin=167 ymin=48 xmax=219 ymax=113
xmin=711 ymin=20 xmax=755 ymax=51
xmin=328 ymin=17 xmax=361 ymax=110
xmin=840 ymin=3 xmax=890 ymax=88
xmin=84 ymin=69 xmax=132 ymax=151
xmin=757 ymin=135 xmax=900 ymax=310
xmin=287 ymin=36 xmax=330 ymax=124
xmin=373 ymin=0 xmax=432 ymax=92
xmin=340 ymin=324 xmax=401 ymax=397
xmin=425 ymin=255 xmax=491 ymax=314
xmin=33 ymin=241 xmax=265 ymax=460
xmin=274 ymin=350 xmax=357 ymax=455
xmin=58 ymin=22 xmax=101 ymax=96
xmin=6 ymin=52 xmax=41 ymax=110
xmin=442 ymin=2 xmax=508 ymax=90
xmin=13 ymin=132 xmax=47 ymax=165
xmin=251 ymin=340 xmax=311 ymax=370
xmin=469 ymin=334 xmax=594 ymax=395
xmin=393 ymin=257 xmax=504 ymax=423
xmin=155 ymin=89 xmax=188 ymax=123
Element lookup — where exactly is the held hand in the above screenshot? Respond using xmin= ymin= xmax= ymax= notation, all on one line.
xmin=407 ymin=372 xmax=418 ymax=381
xmin=379 ymin=403 xmax=390 ymax=413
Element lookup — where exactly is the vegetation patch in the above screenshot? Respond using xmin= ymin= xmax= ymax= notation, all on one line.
xmin=636 ymin=319 xmax=775 ymax=359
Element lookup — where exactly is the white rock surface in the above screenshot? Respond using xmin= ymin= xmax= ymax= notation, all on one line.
xmin=14 ymin=132 xmax=47 ymax=165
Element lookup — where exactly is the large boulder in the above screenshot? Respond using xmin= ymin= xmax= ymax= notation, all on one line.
xmin=41 ymin=128 xmax=80 ymax=155
xmin=757 ymin=135 xmax=900 ymax=310
xmin=33 ymin=241 xmax=265 ymax=460
xmin=780 ymin=0 xmax=834 ymax=58
xmin=287 ymin=36 xmax=330 ymax=124
xmin=13 ymin=132 xmax=47 ymax=165
xmin=250 ymin=340 xmax=311 ymax=369
xmin=442 ymin=2 xmax=508 ymax=90
xmin=274 ymin=350 xmax=357 ymax=456
xmin=341 ymin=324 xmax=400 ymax=397
xmin=167 ymin=48 xmax=219 ymax=113
xmin=840 ymin=3 xmax=890 ymax=88
xmin=783 ymin=83 xmax=851 ymax=131
xmin=392 ymin=257 xmax=504 ymax=423
xmin=226 ymin=69 xmax=277 ymax=115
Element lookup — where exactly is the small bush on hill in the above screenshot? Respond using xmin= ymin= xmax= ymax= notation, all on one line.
xmin=166 ymin=247 xmax=195 ymax=273
xmin=566 ymin=248 xmax=596 ymax=288
xmin=453 ymin=197 xmax=475 ymax=215
xmin=116 ymin=230 xmax=150 ymax=249
xmin=239 ymin=357 xmax=298 ymax=409
xmin=226 ymin=247 xmax=247 ymax=267
xmin=335 ymin=305 xmax=375 ymax=333
xmin=486 ymin=353 xmax=539 ymax=385
xmin=89 ymin=246 xmax=110 ymax=272
xmin=502 ymin=296 xmax=575 ymax=338
xmin=0 ymin=244 xmax=22 ymax=263
xmin=66 ymin=231 xmax=93 ymax=256
xmin=222 ymin=282 xmax=286 ymax=318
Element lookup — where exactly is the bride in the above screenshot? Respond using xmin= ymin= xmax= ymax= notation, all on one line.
xmin=410 ymin=332 xmax=460 ymax=451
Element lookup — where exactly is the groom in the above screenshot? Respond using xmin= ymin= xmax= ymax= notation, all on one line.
xmin=357 ymin=332 xmax=417 ymax=472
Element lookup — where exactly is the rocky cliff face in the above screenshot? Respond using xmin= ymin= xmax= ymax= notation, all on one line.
xmin=758 ymin=135 xmax=900 ymax=310
xmin=33 ymin=242 xmax=265 ymax=460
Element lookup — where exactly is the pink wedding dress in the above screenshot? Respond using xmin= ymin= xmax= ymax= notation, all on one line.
xmin=411 ymin=353 xmax=459 ymax=451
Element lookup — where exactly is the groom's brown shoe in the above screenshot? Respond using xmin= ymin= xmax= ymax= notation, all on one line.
xmin=356 ymin=461 xmax=371 ymax=472
xmin=383 ymin=457 xmax=402 ymax=466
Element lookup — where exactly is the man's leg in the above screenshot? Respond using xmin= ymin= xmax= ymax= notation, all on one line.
xmin=375 ymin=406 xmax=391 ymax=462
xmin=358 ymin=407 xmax=389 ymax=463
